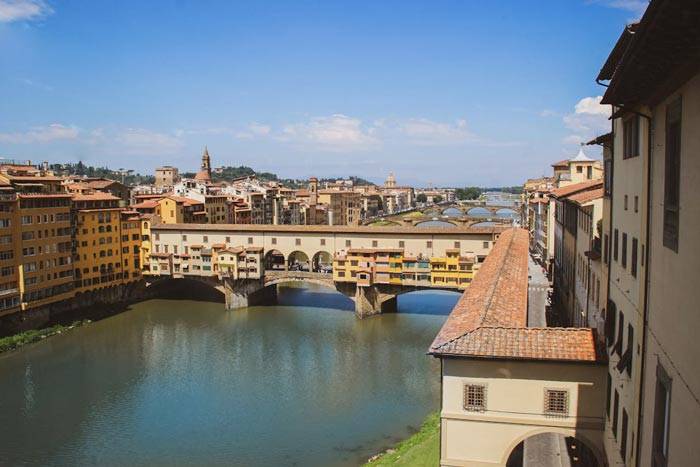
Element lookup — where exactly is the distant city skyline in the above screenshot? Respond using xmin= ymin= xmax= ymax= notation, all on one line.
xmin=0 ymin=0 xmax=645 ymax=185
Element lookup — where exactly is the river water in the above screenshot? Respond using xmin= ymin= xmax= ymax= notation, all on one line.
xmin=0 ymin=284 xmax=456 ymax=466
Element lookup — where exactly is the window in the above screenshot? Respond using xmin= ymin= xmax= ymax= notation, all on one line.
xmin=634 ymin=195 xmax=639 ymax=213
xmin=463 ymin=384 xmax=486 ymax=412
xmin=544 ymin=389 xmax=569 ymax=417
xmin=623 ymin=115 xmax=640 ymax=159
xmin=399 ymin=241 xmax=404 ymax=248
xmin=621 ymin=233 xmax=627 ymax=269
xmin=617 ymin=324 xmax=633 ymax=376
xmin=606 ymin=373 xmax=612 ymax=418
xmin=203 ymin=235 xmax=208 ymax=242
xmin=613 ymin=389 xmax=620 ymax=437
xmin=604 ymin=234 xmax=609 ymax=264
xmin=663 ymin=97 xmax=681 ymax=252
xmin=577 ymin=165 xmax=583 ymax=173
xmin=426 ymin=241 xmax=432 ymax=249
xmin=483 ymin=241 xmax=489 ymax=249
xmin=372 ymin=240 xmax=378 ymax=247
xmin=604 ymin=157 xmax=613 ymax=196
xmin=454 ymin=241 xmax=460 ymax=249
xmin=614 ymin=229 xmax=619 ymax=261
xmin=614 ymin=310 xmax=625 ymax=356
xmin=248 ymin=237 xmax=253 ymax=244
xmin=621 ymin=409 xmax=629 ymax=461
xmin=295 ymin=238 xmax=301 ymax=246
xmin=345 ymin=240 xmax=351 ymax=247
xmin=624 ymin=195 xmax=628 ymax=210
xmin=652 ymin=364 xmax=672 ymax=467
xmin=225 ymin=236 xmax=230 ymax=243
xmin=320 ymin=239 xmax=326 ymax=246
xmin=631 ymin=238 xmax=638 ymax=278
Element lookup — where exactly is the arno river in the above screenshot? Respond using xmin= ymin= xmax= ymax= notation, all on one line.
xmin=0 ymin=284 xmax=456 ymax=466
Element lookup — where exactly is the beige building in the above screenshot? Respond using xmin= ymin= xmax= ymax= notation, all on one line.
xmin=154 ymin=166 xmax=180 ymax=189
xmin=551 ymin=179 xmax=603 ymax=326
xmin=595 ymin=1 xmax=700 ymax=465
xmin=318 ymin=189 xmax=361 ymax=226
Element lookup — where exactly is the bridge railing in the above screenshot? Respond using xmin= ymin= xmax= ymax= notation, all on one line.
xmin=263 ymin=270 xmax=334 ymax=284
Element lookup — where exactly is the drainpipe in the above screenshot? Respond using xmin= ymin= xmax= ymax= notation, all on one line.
xmin=635 ymin=108 xmax=653 ymax=467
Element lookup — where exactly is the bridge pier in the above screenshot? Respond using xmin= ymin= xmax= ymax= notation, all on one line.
xmin=352 ymin=285 xmax=398 ymax=318
xmin=223 ymin=278 xmax=277 ymax=310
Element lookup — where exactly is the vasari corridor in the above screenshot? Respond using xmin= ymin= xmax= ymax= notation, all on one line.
xmin=1 ymin=1 xmax=699 ymax=466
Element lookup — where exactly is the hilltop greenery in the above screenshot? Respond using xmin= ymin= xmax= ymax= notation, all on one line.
xmin=50 ymin=162 xmax=154 ymax=185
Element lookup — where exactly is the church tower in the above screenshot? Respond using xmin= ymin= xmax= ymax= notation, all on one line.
xmin=194 ymin=146 xmax=213 ymax=183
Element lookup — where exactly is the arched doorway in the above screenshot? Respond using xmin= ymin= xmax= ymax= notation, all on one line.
xmin=506 ymin=432 xmax=600 ymax=467
xmin=311 ymin=251 xmax=332 ymax=273
xmin=264 ymin=249 xmax=285 ymax=270
xmin=287 ymin=251 xmax=310 ymax=271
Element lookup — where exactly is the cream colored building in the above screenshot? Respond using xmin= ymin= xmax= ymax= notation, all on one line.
xmin=596 ymin=2 xmax=700 ymax=465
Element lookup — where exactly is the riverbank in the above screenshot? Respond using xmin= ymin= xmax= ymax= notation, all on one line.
xmin=365 ymin=412 xmax=440 ymax=466
xmin=0 ymin=320 xmax=91 ymax=354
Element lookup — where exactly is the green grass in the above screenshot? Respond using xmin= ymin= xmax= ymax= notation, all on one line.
xmin=365 ymin=412 xmax=440 ymax=466
xmin=0 ymin=320 xmax=89 ymax=353
xmin=369 ymin=220 xmax=400 ymax=226
xmin=404 ymin=211 xmax=424 ymax=218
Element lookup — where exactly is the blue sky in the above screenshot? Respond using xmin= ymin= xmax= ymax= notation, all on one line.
xmin=0 ymin=0 xmax=647 ymax=186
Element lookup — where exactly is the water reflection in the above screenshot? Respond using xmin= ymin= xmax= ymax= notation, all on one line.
xmin=0 ymin=284 xmax=449 ymax=467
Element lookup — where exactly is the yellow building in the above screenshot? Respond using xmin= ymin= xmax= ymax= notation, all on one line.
xmin=72 ymin=193 xmax=142 ymax=292
xmin=430 ymin=249 xmax=475 ymax=290
xmin=0 ymin=183 xmax=21 ymax=316
xmin=131 ymin=196 xmax=206 ymax=224
xmin=333 ymin=247 xmax=474 ymax=290
xmin=120 ymin=211 xmax=142 ymax=283
xmin=17 ymin=193 xmax=75 ymax=309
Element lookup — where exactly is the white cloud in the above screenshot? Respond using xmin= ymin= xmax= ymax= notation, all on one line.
xmin=563 ymin=96 xmax=612 ymax=145
xmin=539 ymin=109 xmax=557 ymax=117
xmin=235 ymin=122 xmax=272 ymax=139
xmin=588 ymin=0 xmax=648 ymax=19
xmin=115 ymin=128 xmax=183 ymax=155
xmin=281 ymin=114 xmax=378 ymax=151
xmin=0 ymin=0 xmax=53 ymax=23
xmin=0 ymin=123 xmax=79 ymax=143
xmin=399 ymin=118 xmax=476 ymax=145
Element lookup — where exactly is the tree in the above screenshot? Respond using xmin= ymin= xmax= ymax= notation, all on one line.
xmin=455 ymin=187 xmax=482 ymax=200
xmin=416 ymin=193 xmax=427 ymax=203
xmin=434 ymin=195 xmax=443 ymax=203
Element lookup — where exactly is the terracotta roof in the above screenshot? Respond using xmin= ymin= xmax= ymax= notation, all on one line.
xmin=429 ymin=228 xmax=603 ymax=363
xmin=71 ymin=192 xmax=121 ymax=201
xmin=550 ymin=179 xmax=603 ymax=199
xmin=434 ymin=327 xmax=601 ymax=361
xmin=17 ymin=193 xmax=72 ymax=198
xmin=551 ymin=159 xmax=570 ymax=168
xmin=150 ymin=223 xmax=504 ymax=236
xmin=131 ymin=200 xmax=160 ymax=209
xmin=86 ymin=179 xmax=122 ymax=189
xmin=568 ymin=187 xmax=604 ymax=205
xmin=246 ymin=246 xmax=263 ymax=252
